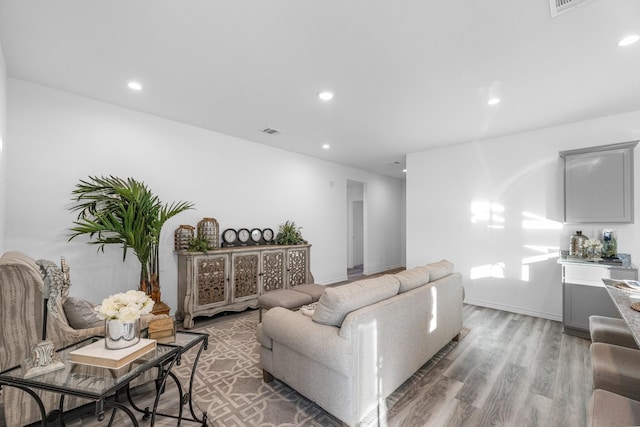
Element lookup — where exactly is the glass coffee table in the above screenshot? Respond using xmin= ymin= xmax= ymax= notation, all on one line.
xmin=0 ymin=331 xmax=208 ymax=426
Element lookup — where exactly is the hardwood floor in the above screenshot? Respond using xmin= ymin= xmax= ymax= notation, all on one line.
xmin=7 ymin=302 xmax=593 ymax=427
xmin=385 ymin=304 xmax=593 ymax=427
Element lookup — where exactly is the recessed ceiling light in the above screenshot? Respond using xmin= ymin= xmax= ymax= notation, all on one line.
xmin=318 ymin=91 xmax=334 ymax=101
xmin=128 ymin=81 xmax=142 ymax=91
xmin=402 ymin=169 xmax=407 ymax=173
xmin=618 ymin=35 xmax=640 ymax=47
xmin=488 ymin=97 xmax=500 ymax=105
xmin=322 ymin=143 xmax=331 ymax=150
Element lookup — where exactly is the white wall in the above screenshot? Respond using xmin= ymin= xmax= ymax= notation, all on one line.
xmin=407 ymin=111 xmax=640 ymax=321
xmin=0 ymin=43 xmax=6 ymax=254
xmin=6 ymin=79 xmax=405 ymax=312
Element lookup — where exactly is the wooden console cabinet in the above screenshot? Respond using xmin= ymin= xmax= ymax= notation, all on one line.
xmin=176 ymin=244 xmax=311 ymax=328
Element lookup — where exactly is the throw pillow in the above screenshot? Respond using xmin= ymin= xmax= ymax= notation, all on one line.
xmin=300 ymin=301 xmax=318 ymax=317
xmin=63 ymin=297 xmax=103 ymax=329
xmin=312 ymin=275 xmax=400 ymax=327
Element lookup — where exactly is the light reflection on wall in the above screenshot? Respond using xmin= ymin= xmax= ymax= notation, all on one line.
xmin=470 ymin=262 xmax=505 ymax=279
xmin=521 ymin=245 xmax=561 ymax=282
xmin=470 ymin=207 xmax=563 ymax=282
xmin=470 ymin=201 xmax=505 ymax=229
xmin=521 ymin=211 xmax=563 ymax=230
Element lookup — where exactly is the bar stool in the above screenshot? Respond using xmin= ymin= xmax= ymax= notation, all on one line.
xmin=587 ymin=389 xmax=640 ymax=427
xmin=589 ymin=315 xmax=639 ymax=349
xmin=590 ymin=342 xmax=640 ymax=401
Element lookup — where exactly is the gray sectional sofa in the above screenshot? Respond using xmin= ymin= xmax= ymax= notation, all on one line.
xmin=257 ymin=260 xmax=464 ymax=426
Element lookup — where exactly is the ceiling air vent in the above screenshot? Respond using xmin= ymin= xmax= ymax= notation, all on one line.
xmin=549 ymin=0 xmax=594 ymax=17
xmin=260 ymin=127 xmax=281 ymax=136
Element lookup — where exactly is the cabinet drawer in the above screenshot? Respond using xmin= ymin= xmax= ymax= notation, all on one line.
xmin=563 ymin=265 xmax=611 ymax=286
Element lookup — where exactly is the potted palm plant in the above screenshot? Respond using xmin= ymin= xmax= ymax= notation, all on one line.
xmin=68 ymin=176 xmax=194 ymax=310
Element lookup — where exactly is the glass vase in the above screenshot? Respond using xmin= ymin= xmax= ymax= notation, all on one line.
xmin=105 ymin=318 xmax=141 ymax=350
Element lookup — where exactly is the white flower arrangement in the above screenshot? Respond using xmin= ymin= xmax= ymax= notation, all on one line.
xmin=583 ymin=239 xmax=603 ymax=249
xmin=95 ymin=290 xmax=155 ymax=323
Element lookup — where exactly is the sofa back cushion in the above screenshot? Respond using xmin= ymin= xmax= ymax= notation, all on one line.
xmin=394 ymin=268 xmax=430 ymax=293
xmin=419 ymin=259 xmax=454 ymax=281
xmin=312 ymin=275 xmax=400 ymax=327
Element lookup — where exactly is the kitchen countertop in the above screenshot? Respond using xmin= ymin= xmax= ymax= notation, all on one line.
xmin=602 ymin=279 xmax=640 ymax=347
xmin=558 ymin=256 xmax=636 ymax=270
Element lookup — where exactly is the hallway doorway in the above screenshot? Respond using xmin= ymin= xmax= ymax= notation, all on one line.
xmin=347 ymin=180 xmax=364 ymax=280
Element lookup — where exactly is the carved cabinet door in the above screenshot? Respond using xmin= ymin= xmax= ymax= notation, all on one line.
xmin=194 ymin=254 xmax=229 ymax=309
xmin=261 ymin=249 xmax=286 ymax=292
xmin=286 ymin=247 xmax=309 ymax=287
xmin=231 ymin=252 xmax=260 ymax=302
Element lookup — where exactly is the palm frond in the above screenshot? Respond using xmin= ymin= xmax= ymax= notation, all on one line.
xmin=68 ymin=175 xmax=195 ymax=277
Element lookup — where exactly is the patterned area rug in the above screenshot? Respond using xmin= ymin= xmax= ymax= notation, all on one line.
xmin=0 ymin=313 xmax=467 ymax=426
xmin=176 ymin=311 xmax=469 ymax=427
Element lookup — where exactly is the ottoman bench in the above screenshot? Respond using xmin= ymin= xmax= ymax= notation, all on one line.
xmin=258 ymin=283 xmax=326 ymax=321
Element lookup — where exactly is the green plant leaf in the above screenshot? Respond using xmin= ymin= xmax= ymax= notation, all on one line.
xmin=68 ymin=175 xmax=195 ymax=288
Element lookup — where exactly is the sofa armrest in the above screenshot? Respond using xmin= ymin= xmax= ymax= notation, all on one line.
xmin=256 ymin=323 xmax=272 ymax=350
xmin=261 ymin=307 xmax=353 ymax=376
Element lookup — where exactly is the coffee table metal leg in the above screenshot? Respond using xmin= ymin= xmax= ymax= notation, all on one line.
xmin=187 ymin=338 xmax=208 ymax=424
xmin=150 ymin=352 xmax=180 ymax=426
xmin=103 ymin=400 xmax=140 ymax=426
xmin=151 ymin=336 xmax=209 ymax=425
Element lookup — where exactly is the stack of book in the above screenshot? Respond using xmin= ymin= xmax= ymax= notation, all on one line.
xmin=148 ymin=318 xmax=176 ymax=343
xmin=69 ymin=338 xmax=156 ymax=369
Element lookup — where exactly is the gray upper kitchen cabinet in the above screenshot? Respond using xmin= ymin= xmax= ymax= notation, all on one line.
xmin=560 ymin=141 xmax=638 ymax=224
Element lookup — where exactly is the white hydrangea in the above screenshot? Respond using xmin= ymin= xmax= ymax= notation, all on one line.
xmin=95 ymin=290 xmax=155 ymax=322
xmin=583 ymin=239 xmax=603 ymax=249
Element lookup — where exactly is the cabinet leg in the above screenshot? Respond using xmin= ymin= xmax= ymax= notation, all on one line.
xmin=184 ymin=315 xmax=194 ymax=329
xmin=263 ymin=370 xmax=274 ymax=383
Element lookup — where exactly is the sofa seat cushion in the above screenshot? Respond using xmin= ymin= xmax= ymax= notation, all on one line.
xmin=394 ymin=268 xmax=429 ymax=293
xmin=312 ymin=275 xmax=400 ymax=327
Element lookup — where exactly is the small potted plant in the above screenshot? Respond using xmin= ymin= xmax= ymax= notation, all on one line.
xmin=275 ymin=220 xmax=307 ymax=245
xmin=187 ymin=236 xmax=215 ymax=254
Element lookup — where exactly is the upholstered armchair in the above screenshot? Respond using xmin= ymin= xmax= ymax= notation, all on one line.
xmin=0 ymin=251 xmax=167 ymax=426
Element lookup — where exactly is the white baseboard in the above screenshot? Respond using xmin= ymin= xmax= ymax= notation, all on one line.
xmin=318 ymin=264 xmax=404 ymax=286
xmin=464 ymin=298 xmax=562 ymax=322
xmin=320 ymin=275 xmax=348 ymax=285
xmin=364 ymin=263 xmax=403 ymax=276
